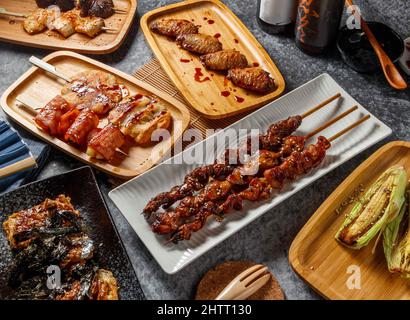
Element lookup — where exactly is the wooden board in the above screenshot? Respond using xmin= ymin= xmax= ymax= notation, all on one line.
xmin=289 ymin=141 xmax=410 ymax=300
xmin=140 ymin=0 xmax=286 ymax=119
xmin=0 ymin=51 xmax=191 ymax=179
xmin=0 ymin=0 xmax=137 ymax=54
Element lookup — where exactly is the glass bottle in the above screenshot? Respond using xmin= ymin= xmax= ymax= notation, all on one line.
xmin=295 ymin=0 xmax=345 ymax=54
xmin=257 ymin=0 xmax=298 ymax=35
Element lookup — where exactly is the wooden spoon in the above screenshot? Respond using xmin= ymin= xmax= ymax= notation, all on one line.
xmin=345 ymin=0 xmax=407 ymax=90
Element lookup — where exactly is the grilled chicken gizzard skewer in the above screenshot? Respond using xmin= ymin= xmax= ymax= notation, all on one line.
xmin=143 ymin=115 xmax=303 ymax=216
xmin=169 ymin=116 xmax=371 ymax=243
xmin=151 ymin=105 xmax=358 ymax=235
xmin=143 ymin=93 xmax=341 ymax=216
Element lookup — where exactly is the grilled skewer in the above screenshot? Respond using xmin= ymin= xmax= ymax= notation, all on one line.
xmin=169 ymin=116 xmax=371 ymax=243
xmin=152 ymin=105 xmax=358 ymax=236
xmin=143 ymin=93 xmax=341 ymax=216
xmin=16 ymin=96 xmax=128 ymax=160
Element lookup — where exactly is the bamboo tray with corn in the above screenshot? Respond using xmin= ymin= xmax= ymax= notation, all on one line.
xmin=335 ymin=165 xmax=410 ymax=279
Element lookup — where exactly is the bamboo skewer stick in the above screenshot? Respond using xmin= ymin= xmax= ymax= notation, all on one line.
xmin=301 ymin=93 xmax=341 ymax=119
xmin=0 ymin=157 xmax=37 ymax=179
xmin=15 ymin=96 xmax=128 ymax=157
xmin=305 ymin=105 xmax=358 ymax=140
xmin=328 ymin=115 xmax=371 ymax=143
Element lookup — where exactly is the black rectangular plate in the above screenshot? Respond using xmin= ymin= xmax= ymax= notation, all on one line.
xmin=0 ymin=166 xmax=145 ymax=300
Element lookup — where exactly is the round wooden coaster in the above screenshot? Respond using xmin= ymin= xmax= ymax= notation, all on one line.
xmin=195 ymin=261 xmax=285 ymax=300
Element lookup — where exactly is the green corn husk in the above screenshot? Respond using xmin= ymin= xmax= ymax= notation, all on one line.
xmin=383 ymin=191 xmax=410 ymax=279
xmin=335 ymin=166 xmax=407 ymax=249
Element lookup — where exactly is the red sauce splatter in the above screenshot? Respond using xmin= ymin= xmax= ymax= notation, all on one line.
xmin=253 ymin=62 xmax=260 ymax=67
xmin=234 ymin=38 xmax=239 ymax=44
xmin=191 ymin=19 xmax=195 ymax=22
xmin=233 ymin=89 xmax=237 ymax=92
xmin=224 ymin=77 xmax=229 ymax=86
xmin=203 ymin=17 xmax=208 ymax=20
xmin=180 ymin=58 xmax=190 ymax=63
xmin=208 ymin=19 xmax=215 ymax=24
xmin=210 ymin=73 xmax=214 ymax=77
xmin=234 ymin=96 xmax=244 ymax=103
xmin=194 ymin=68 xmax=210 ymax=82
xmin=221 ymin=91 xmax=230 ymax=97
xmin=9 ymin=20 xmax=16 ymax=25
xmin=214 ymin=33 xmax=221 ymax=39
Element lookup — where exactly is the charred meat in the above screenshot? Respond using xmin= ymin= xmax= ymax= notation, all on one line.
xmin=227 ymin=67 xmax=276 ymax=93
xmin=78 ymin=0 xmax=115 ymax=18
xmin=150 ymin=18 xmax=199 ymax=38
xmin=200 ymin=49 xmax=248 ymax=71
xmin=176 ymin=33 xmax=223 ymax=55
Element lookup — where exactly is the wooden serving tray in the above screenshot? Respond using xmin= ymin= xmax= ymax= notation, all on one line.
xmin=289 ymin=141 xmax=410 ymax=300
xmin=0 ymin=0 xmax=137 ymax=54
xmin=0 ymin=51 xmax=191 ymax=179
xmin=140 ymin=0 xmax=285 ymax=119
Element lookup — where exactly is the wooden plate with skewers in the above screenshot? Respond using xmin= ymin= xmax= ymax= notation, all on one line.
xmin=109 ymin=74 xmax=391 ymax=274
xmin=0 ymin=51 xmax=191 ymax=179
xmin=0 ymin=0 xmax=137 ymax=54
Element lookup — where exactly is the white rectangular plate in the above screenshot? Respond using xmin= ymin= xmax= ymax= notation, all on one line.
xmin=109 ymin=74 xmax=392 ymax=274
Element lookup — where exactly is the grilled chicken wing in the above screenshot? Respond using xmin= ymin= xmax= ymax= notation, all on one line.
xmin=227 ymin=67 xmax=276 ymax=93
xmin=200 ymin=49 xmax=248 ymax=71
xmin=176 ymin=33 xmax=222 ymax=55
xmin=150 ymin=18 xmax=199 ymax=38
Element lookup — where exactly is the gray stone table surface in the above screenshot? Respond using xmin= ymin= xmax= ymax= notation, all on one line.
xmin=0 ymin=0 xmax=409 ymax=300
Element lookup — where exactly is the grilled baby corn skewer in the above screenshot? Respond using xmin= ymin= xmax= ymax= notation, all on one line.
xmin=336 ymin=166 xmax=407 ymax=249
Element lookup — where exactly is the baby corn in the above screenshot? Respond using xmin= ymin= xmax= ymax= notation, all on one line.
xmin=336 ymin=166 xmax=407 ymax=249
xmin=383 ymin=190 xmax=410 ymax=279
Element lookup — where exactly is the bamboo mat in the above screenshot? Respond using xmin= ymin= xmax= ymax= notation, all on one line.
xmin=133 ymin=58 xmax=252 ymax=136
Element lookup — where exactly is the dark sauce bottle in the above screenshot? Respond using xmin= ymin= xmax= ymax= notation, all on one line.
xmin=295 ymin=0 xmax=345 ymax=54
xmin=257 ymin=0 xmax=298 ymax=35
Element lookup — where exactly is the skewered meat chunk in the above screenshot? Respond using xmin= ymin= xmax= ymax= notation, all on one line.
xmin=109 ymin=95 xmax=172 ymax=145
xmin=64 ymin=108 xmax=99 ymax=146
xmin=86 ymin=124 xmax=125 ymax=161
xmin=35 ymin=0 xmax=56 ymax=8
xmin=61 ymin=70 xmax=127 ymax=115
xmin=149 ymin=18 xmax=199 ymax=38
xmin=78 ymin=0 xmax=115 ymax=18
xmin=23 ymin=8 xmax=51 ymax=34
xmin=75 ymin=15 xmax=105 ymax=37
xmin=51 ymin=9 xmax=80 ymax=37
xmin=200 ymin=50 xmax=248 ymax=71
xmin=176 ymin=33 xmax=223 ymax=55
xmin=35 ymin=95 xmax=74 ymax=136
xmin=2 ymin=195 xmax=77 ymax=249
xmin=227 ymin=67 xmax=276 ymax=93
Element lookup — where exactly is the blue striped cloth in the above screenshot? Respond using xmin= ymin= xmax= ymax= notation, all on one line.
xmin=0 ymin=118 xmax=50 ymax=193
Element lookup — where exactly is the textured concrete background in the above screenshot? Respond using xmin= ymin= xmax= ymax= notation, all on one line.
xmin=0 ymin=0 xmax=409 ymax=299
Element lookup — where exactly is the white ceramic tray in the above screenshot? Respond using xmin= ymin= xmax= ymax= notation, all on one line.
xmin=109 ymin=73 xmax=392 ymax=274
